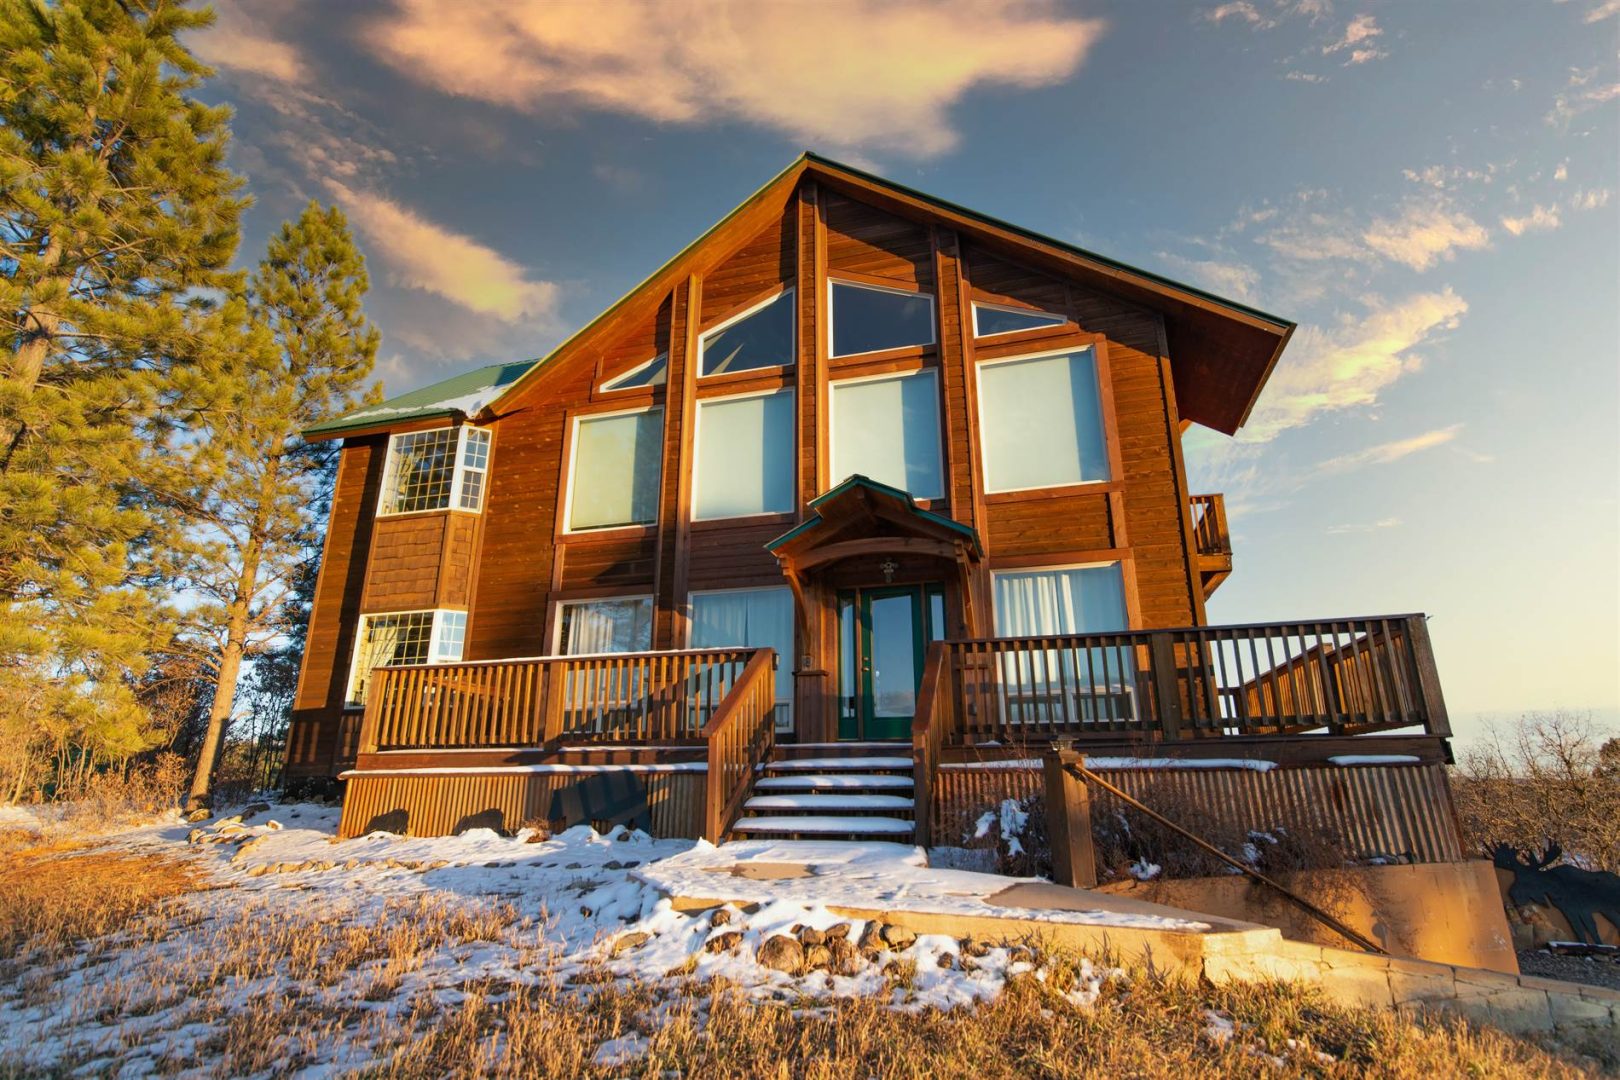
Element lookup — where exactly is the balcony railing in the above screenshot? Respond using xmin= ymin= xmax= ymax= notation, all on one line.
xmin=916 ymin=614 xmax=1448 ymax=751
xmin=356 ymin=647 xmax=766 ymax=753
xmin=1190 ymin=493 xmax=1231 ymax=558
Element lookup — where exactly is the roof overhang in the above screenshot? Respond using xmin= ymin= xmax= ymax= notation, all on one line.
xmin=767 ymin=475 xmax=983 ymax=570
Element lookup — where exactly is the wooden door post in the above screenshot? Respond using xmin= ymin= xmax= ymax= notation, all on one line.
xmin=1043 ymin=743 xmax=1097 ymax=888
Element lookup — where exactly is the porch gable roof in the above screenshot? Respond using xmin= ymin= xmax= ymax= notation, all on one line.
xmin=766 ymin=474 xmax=982 ymax=563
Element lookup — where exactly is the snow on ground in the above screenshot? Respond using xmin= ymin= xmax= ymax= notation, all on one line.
xmin=0 ymin=801 xmax=1142 ymax=1075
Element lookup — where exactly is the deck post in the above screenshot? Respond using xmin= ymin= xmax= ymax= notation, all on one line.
xmin=1043 ymin=742 xmax=1096 ymax=888
xmin=1147 ymin=633 xmax=1184 ymax=739
xmin=1406 ymin=615 xmax=1451 ymax=738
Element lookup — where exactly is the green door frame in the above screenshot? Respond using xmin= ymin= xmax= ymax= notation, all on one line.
xmin=837 ymin=583 xmax=944 ymax=741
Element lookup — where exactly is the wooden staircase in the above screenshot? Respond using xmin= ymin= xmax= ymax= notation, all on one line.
xmin=730 ymin=742 xmax=917 ymax=842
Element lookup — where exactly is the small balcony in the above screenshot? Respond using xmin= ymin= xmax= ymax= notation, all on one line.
xmin=1190 ymin=493 xmax=1232 ymax=598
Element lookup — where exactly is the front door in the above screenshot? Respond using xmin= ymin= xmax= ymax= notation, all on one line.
xmin=838 ymin=584 xmax=945 ymax=740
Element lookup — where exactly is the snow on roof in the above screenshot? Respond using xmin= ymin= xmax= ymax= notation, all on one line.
xmin=304 ymin=359 xmax=536 ymax=438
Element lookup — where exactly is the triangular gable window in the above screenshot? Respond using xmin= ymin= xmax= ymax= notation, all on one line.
xmin=700 ymin=289 xmax=795 ymax=377
xmin=601 ymin=353 xmax=667 ymax=392
xmin=972 ymin=302 xmax=1066 ymax=338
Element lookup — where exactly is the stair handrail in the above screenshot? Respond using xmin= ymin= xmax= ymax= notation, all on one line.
xmin=699 ymin=647 xmax=778 ymax=843
xmin=910 ymin=640 xmax=952 ymax=847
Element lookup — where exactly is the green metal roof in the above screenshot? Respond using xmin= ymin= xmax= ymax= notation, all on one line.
xmin=303 ymin=359 xmax=536 ymax=439
xmin=766 ymin=474 xmax=982 ymax=554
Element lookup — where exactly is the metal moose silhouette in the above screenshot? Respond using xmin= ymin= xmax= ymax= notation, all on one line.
xmin=1490 ymin=842 xmax=1620 ymax=946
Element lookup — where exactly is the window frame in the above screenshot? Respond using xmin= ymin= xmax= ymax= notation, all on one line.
xmin=697 ymin=287 xmax=796 ymax=380
xmin=560 ymin=403 xmax=665 ymax=535
xmin=826 ymin=277 xmax=936 ymax=360
xmin=974 ymin=345 xmax=1112 ymax=497
xmin=687 ymin=585 xmax=797 ymax=731
xmin=827 ymin=366 xmax=945 ymax=500
xmin=344 ymin=608 xmax=468 ymax=709
xmin=690 ymin=386 xmax=797 ymax=523
xmin=550 ymin=593 xmax=656 ymax=656
xmin=971 ymin=300 xmax=1068 ymax=339
xmin=375 ymin=425 xmax=494 ymax=518
xmin=600 ymin=352 xmax=668 ymax=393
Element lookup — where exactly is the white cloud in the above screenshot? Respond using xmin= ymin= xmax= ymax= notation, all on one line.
xmin=1206 ymin=2 xmax=1274 ymax=27
xmin=1571 ymin=188 xmax=1613 ymax=210
xmin=1315 ymin=424 xmax=1462 ymax=474
xmin=363 ymin=0 xmax=1105 ymax=158
xmin=1323 ymin=13 xmax=1382 ymax=55
xmin=1326 ymin=516 xmax=1402 ymax=534
xmin=191 ymin=6 xmax=308 ymax=83
xmin=325 ymin=181 xmax=558 ymax=322
xmin=1500 ymin=205 xmax=1562 ymax=236
xmin=1361 ymin=202 xmax=1491 ymax=270
xmin=1285 ymin=70 xmax=1328 ymax=83
xmin=1154 ymin=252 xmax=1261 ymax=303
xmin=1547 ymin=70 xmax=1620 ymax=126
xmin=1575 ymin=0 xmax=1620 ymax=21
xmin=1242 ymin=289 xmax=1468 ymax=441
xmin=1554 ymin=161 xmax=1569 ymax=181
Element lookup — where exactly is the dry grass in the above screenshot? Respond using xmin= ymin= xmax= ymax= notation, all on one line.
xmin=0 ymin=838 xmax=1608 ymax=1078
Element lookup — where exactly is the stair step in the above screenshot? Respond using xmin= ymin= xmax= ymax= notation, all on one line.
xmin=744 ymin=793 xmax=915 ymax=813
xmin=732 ymin=815 xmax=914 ymax=837
xmin=765 ymin=756 xmax=912 ymax=773
xmin=754 ymin=773 xmax=913 ymax=792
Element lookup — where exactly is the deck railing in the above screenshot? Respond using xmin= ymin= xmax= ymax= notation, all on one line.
xmin=1190 ymin=493 xmax=1231 ymax=558
xmin=700 ymin=649 xmax=779 ymax=842
xmin=944 ymin=614 xmax=1448 ymax=745
xmin=356 ymin=647 xmax=762 ymax=753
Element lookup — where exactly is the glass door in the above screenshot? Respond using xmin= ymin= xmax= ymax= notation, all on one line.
xmin=837 ymin=584 xmax=945 ymax=740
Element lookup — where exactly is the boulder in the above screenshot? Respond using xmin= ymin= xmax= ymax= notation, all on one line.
xmin=710 ymin=908 xmax=734 ymax=928
xmin=824 ymin=922 xmax=851 ymax=941
xmin=611 ymin=931 xmax=651 ymax=956
xmin=705 ymin=931 xmax=744 ymax=954
xmin=757 ymin=934 xmax=805 ymax=975
xmin=804 ymin=944 xmax=832 ymax=971
xmin=960 ymin=938 xmax=990 ymax=958
xmin=857 ymin=921 xmax=886 ymax=955
xmin=240 ymin=802 xmax=271 ymax=821
xmin=879 ymin=924 xmax=916 ymax=950
xmin=828 ymin=937 xmax=861 ymax=976
xmin=798 ymin=926 xmax=826 ymax=947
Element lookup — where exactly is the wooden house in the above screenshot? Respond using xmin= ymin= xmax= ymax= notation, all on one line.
xmin=287 ymin=154 xmax=1457 ymax=855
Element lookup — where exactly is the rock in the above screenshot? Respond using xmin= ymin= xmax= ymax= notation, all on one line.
xmin=880 ymin=924 xmax=916 ymax=950
xmin=804 ymin=944 xmax=832 ymax=971
xmin=185 ymin=808 xmax=212 ymax=823
xmin=186 ymin=828 xmax=207 ymax=845
xmin=611 ymin=931 xmax=651 ymax=956
xmin=798 ymin=926 xmax=826 ymax=947
xmin=936 ymin=951 xmax=956 ymax=970
xmin=757 ymin=935 xmax=805 ymax=975
xmin=857 ymin=921 xmax=886 ymax=954
xmin=828 ymin=937 xmax=861 ymax=975
xmin=604 ymin=860 xmax=624 ymax=870
xmin=246 ymin=864 xmax=272 ymax=877
xmin=240 ymin=802 xmax=271 ymax=821
xmin=216 ymin=815 xmax=244 ymax=827
xmin=824 ymin=922 xmax=851 ymax=941
xmin=705 ymin=931 xmax=744 ymax=954
xmin=264 ymin=820 xmax=282 ymax=831
xmin=710 ymin=908 xmax=734 ymax=927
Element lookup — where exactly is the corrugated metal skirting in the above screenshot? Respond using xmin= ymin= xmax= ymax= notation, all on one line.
xmin=935 ymin=763 xmax=1463 ymax=864
xmin=338 ymin=771 xmax=706 ymax=839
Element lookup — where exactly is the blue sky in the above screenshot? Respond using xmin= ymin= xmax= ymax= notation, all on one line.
xmin=192 ymin=0 xmax=1620 ymax=743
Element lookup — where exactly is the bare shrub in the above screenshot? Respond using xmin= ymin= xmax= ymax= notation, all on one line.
xmin=57 ymin=753 xmax=189 ymax=830
xmin=1452 ymin=711 xmax=1620 ymax=874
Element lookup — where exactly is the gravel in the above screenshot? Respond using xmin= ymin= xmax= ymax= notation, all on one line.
xmin=1516 ymin=948 xmax=1620 ymax=991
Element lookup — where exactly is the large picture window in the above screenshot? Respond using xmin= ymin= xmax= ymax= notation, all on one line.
xmin=829 ymin=369 xmax=943 ymax=498
xmin=378 ymin=426 xmax=492 ymax=515
xmin=992 ymin=563 xmax=1132 ymax=725
xmin=693 ymin=389 xmax=795 ymax=520
xmin=690 ymin=587 xmax=795 ymax=731
xmin=977 ymin=348 xmax=1108 ymax=493
xmin=700 ymin=289 xmax=795 ymax=377
xmin=829 ymin=280 xmax=934 ymax=357
xmin=556 ymin=596 xmax=654 ymax=655
xmin=567 ymin=407 xmax=663 ymax=531
xmin=345 ymin=609 xmax=467 ymax=706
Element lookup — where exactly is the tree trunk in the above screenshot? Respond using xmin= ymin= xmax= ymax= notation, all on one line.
xmin=187 ymin=546 xmax=262 ymax=809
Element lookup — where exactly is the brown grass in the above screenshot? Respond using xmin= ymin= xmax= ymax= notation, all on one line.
xmin=0 ymin=838 xmax=1607 ymax=1078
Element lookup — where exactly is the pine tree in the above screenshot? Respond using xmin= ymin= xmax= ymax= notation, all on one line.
xmin=175 ymin=203 xmax=379 ymax=807
xmin=0 ymin=0 xmax=246 ymax=799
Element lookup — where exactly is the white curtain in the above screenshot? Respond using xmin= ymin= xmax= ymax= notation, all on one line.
xmin=830 ymin=370 xmax=943 ymax=497
xmin=693 ymin=391 xmax=795 ymax=519
xmin=978 ymin=349 xmax=1107 ymax=492
xmin=560 ymin=598 xmax=653 ymax=655
xmin=690 ymin=587 xmax=795 ymax=730
xmin=992 ymin=565 xmax=1132 ymax=723
xmin=570 ymin=410 xmax=662 ymax=530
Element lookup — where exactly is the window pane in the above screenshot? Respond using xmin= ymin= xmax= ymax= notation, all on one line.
xmin=559 ymin=597 xmax=654 ymax=655
xmin=436 ymin=612 xmax=467 ymax=663
xmin=831 ymin=281 xmax=934 ymax=357
xmin=348 ymin=611 xmax=435 ymax=704
xmin=700 ymin=290 xmax=794 ymax=376
xmin=690 ymin=587 xmax=795 ymax=730
xmin=992 ymin=565 xmax=1133 ymax=725
xmin=569 ymin=409 xmax=662 ymax=530
xmin=381 ymin=428 xmax=458 ymax=514
xmin=830 ymin=370 xmax=942 ymax=498
xmin=603 ymin=353 xmax=667 ymax=391
xmin=979 ymin=349 xmax=1107 ymax=492
xmin=694 ymin=391 xmax=794 ymax=519
xmin=457 ymin=428 xmax=491 ymax=511
xmin=974 ymin=303 xmax=1066 ymax=337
